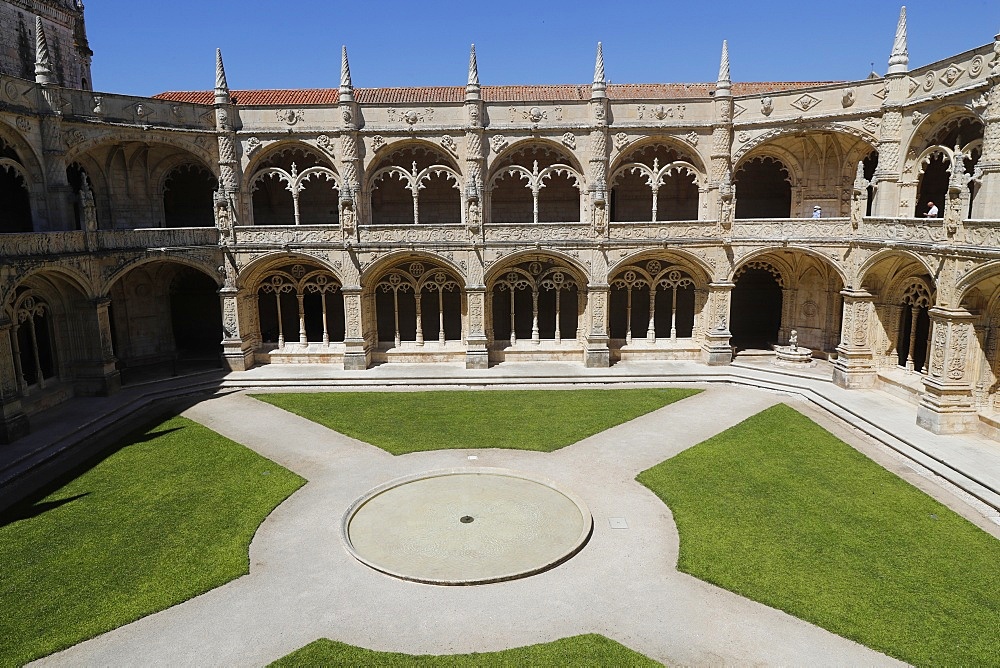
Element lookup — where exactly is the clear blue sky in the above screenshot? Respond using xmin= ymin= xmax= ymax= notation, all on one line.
xmin=85 ymin=1 xmax=1000 ymax=96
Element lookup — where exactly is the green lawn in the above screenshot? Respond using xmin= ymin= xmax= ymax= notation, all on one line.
xmin=0 ymin=416 xmax=305 ymax=667
xmin=637 ymin=403 xmax=1000 ymax=667
xmin=252 ymin=388 xmax=700 ymax=455
xmin=270 ymin=634 xmax=661 ymax=667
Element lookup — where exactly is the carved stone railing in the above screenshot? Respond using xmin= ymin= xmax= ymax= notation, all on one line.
xmin=97 ymin=228 xmax=220 ymax=249
xmin=857 ymin=217 xmax=948 ymax=244
xmin=235 ymin=225 xmax=341 ymax=246
xmin=610 ymin=221 xmax=717 ymax=242
xmin=959 ymin=221 xmax=1000 ymax=247
xmin=361 ymin=224 xmax=469 ymax=244
xmin=731 ymin=217 xmax=854 ymax=240
xmin=0 ymin=228 xmax=219 ymax=258
xmin=486 ymin=223 xmax=594 ymax=243
xmin=0 ymin=231 xmax=86 ymax=256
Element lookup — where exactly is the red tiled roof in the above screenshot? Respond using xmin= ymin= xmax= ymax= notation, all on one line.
xmin=153 ymin=81 xmax=845 ymax=106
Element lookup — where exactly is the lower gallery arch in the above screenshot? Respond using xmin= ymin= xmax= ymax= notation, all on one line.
xmin=370 ymin=259 xmax=464 ymax=363
xmin=254 ymin=261 xmax=345 ymax=364
xmin=3 ymin=270 xmax=112 ymax=415
xmin=5 ymin=288 xmax=58 ymax=394
xmin=609 ymin=258 xmax=700 ymax=361
xmin=488 ymin=257 xmax=583 ymax=363
xmin=108 ymin=261 xmax=223 ymax=382
xmin=859 ymin=252 xmax=937 ymax=387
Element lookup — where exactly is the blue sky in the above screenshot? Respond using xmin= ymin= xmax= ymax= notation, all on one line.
xmin=85 ymin=1 xmax=1000 ymax=96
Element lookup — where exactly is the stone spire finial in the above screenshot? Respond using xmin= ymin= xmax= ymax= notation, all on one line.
xmin=34 ymin=16 xmax=54 ymax=85
xmin=888 ymin=6 xmax=909 ymax=75
xmin=466 ymin=44 xmax=481 ymax=100
xmin=214 ymin=48 xmax=230 ymax=104
xmin=591 ymin=42 xmax=606 ymax=98
xmin=340 ymin=45 xmax=355 ymax=103
xmin=716 ymin=40 xmax=731 ymax=97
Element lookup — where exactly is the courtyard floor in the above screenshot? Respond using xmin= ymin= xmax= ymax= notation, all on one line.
xmin=23 ymin=374 xmax=1000 ymax=666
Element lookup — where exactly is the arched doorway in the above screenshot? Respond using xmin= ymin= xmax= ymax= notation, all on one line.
xmin=731 ymin=263 xmax=783 ymax=349
xmin=734 ymin=156 xmax=791 ymax=219
xmin=109 ymin=262 xmax=222 ymax=382
xmin=170 ymin=269 xmax=223 ymax=363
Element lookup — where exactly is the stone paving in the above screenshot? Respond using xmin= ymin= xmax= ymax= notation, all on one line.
xmin=34 ymin=384 xmax=919 ymax=667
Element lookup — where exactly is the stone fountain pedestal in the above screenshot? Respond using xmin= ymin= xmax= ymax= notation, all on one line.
xmin=773 ymin=329 xmax=814 ymax=367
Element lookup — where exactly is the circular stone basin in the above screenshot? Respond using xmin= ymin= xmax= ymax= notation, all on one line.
xmin=342 ymin=468 xmax=593 ymax=585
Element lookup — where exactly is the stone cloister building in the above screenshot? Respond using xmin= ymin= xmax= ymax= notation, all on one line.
xmin=2 ymin=3 xmax=1000 ymax=443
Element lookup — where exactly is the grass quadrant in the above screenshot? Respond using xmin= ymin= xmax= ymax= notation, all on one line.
xmin=637 ymin=403 xmax=1000 ymax=667
xmin=252 ymin=388 xmax=700 ymax=455
xmin=270 ymin=634 xmax=661 ymax=667
xmin=0 ymin=416 xmax=305 ymax=667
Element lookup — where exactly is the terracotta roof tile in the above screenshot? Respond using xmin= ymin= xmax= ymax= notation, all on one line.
xmin=153 ymin=80 xmax=846 ymax=107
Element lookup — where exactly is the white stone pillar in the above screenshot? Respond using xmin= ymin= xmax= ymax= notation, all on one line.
xmin=833 ymin=289 xmax=877 ymax=388
xmin=916 ymin=307 xmax=979 ymax=434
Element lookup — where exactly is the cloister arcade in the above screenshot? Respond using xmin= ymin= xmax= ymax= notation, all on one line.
xmin=908 ymin=112 xmax=984 ymax=218
xmin=610 ymin=142 xmax=703 ymax=222
xmin=488 ymin=257 xmax=582 ymax=348
xmin=249 ymin=145 xmax=340 ymax=227
xmin=4 ymin=15 xmax=1000 ymax=443
xmin=489 ymin=143 xmax=584 ymax=224
xmin=369 ymin=144 xmax=462 ymax=225
xmin=734 ymin=130 xmax=877 ymax=218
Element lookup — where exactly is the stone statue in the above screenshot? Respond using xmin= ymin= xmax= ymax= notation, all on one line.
xmin=80 ymin=173 xmax=98 ymax=232
xmin=789 ymin=329 xmax=798 ymax=351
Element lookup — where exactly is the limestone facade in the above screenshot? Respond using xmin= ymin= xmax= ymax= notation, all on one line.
xmin=2 ymin=6 xmax=1000 ymax=442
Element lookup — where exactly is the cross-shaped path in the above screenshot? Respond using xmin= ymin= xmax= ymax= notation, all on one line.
xmin=35 ymin=385 xmax=906 ymax=667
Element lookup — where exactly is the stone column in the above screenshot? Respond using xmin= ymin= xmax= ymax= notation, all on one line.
xmin=465 ymin=286 xmax=488 ymax=369
xmin=833 ymin=289 xmax=877 ymax=388
xmin=219 ymin=286 xmax=254 ymax=371
xmin=341 ymin=286 xmax=369 ymax=370
xmin=0 ymin=318 xmax=30 ymax=444
xmin=701 ymin=281 xmax=734 ymax=365
xmin=584 ymin=284 xmax=610 ymax=368
xmin=916 ymin=307 xmax=979 ymax=434
xmin=73 ymin=297 xmax=121 ymax=395
xmin=972 ymin=39 xmax=1000 ymax=218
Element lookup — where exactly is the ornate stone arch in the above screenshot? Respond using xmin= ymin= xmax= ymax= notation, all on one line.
xmin=858 ymin=248 xmax=936 ymax=288
xmin=1 ymin=264 xmax=96 ymax=313
xmin=484 ymin=248 xmax=589 ymax=287
xmin=487 ymin=137 xmax=585 ymax=176
xmin=731 ymin=257 xmax=788 ymax=288
xmin=885 ymin=274 xmax=935 ymax=306
xmin=65 ymin=134 xmax=219 ymax=175
xmin=956 ymin=260 xmax=1000 ymax=305
xmin=907 ymin=106 xmax=984 ymax=158
xmin=360 ymin=250 xmax=466 ymax=288
xmin=608 ymin=249 xmax=712 ymax=287
xmin=244 ymin=139 xmax=338 ymax=178
xmin=363 ymin=138 xmax=461 ymax=173
xmin=0 ymin=117 xmax=44 ymax=183
xmin=733 ymin=147 xmax=801 ymax=185
xmin=100 ymin=254 xmax=222 ymax=297
xmin=608 ymin=136 xmax=707 ymax=175
xmin=733 ymin=123 xmax=878 ymax=164
xmin=237 ymin=251 xmax=346 ymax=291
